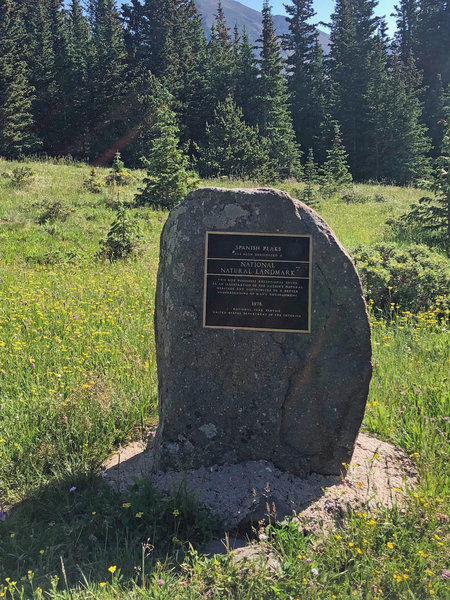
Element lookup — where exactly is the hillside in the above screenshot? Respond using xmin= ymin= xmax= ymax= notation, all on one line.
xmin=195 ymin=0 xmax=330 ymax=51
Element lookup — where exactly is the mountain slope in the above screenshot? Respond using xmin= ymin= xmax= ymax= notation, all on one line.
xmin=195 ymin=0 xmax=330 ymax=51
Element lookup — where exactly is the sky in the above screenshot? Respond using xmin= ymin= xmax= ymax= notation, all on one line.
xmin=240 ymin=0 xmax=397 ymax=33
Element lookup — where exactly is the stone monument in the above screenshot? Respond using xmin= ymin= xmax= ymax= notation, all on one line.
xmin=152 ymin=188 xmax=372 ymax=477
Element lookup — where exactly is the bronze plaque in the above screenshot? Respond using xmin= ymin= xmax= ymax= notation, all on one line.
xmin=203 ymin=232 xmax=312 ymax=333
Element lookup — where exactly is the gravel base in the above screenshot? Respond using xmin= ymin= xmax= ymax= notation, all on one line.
xmin=103 ymin=432 xmax=417 ymax=531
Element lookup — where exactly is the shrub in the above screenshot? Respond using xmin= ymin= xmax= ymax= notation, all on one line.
xmin=34 ymin=198 xmax=74 ymax=225
xmin=83 ymin=168 xmax=105 ymax=193
xmin=352 ymin=242 xmax=449 ymax=314
xmin=341 ymin=190 xmax=370 ymax=204
xmin=26 ymin=249 xmax=79 ymax=265
xmin=99 ymin=200 xmax=144 ymax=261
xmin=2 ymin=166 xmax=35 ymax=188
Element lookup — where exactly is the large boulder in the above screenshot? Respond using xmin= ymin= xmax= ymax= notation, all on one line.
xmin=152 ymin=188 xmax=372 ymax=477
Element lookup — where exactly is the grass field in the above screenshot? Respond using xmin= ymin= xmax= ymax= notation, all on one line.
xmin=0 ymin=159 xmax=448 ymax=599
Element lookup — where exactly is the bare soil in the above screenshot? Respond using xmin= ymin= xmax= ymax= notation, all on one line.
xmin=102 ymin=431 xmax=418 ymax=533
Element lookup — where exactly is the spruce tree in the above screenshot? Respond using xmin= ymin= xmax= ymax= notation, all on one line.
xmin=233 ymin=28 xmax=259 ymax=127
xmin=301 ymin=148 xmax=320 ymax=207
xmin=99 ymin=200 xmax=144 ymax=261
xmin=23 ymin=0 xmax=67 ymax=154
xmin=429 ymin=113 xmax=450 ymax=240
xmin=397 ymin=111 xmax=450 ymax=247
xmin=121 ymin=70 xmax=168 ymax=165
xmin=328 ymin=0 xmax=380 ymax=179
xmin=320 ymin=125 xmax=352 ymax=196
xmin=199 ymin=95 xmax=268 ymax=179
xmin=415 ymin=0 xmax=450 ymax=155
xmin=177 ymin=1 xmax=210 ymax=145
xmin=0 ymin=0 xmax=37 ymax=157
xmin=87 ymin=0 xmax=128 ymax=160
xmin=283 ymin=0 xmax=323 ymax=153
xmin=63 ymin=0 xmax=91 ymax=156
xmin=258 ymin=1 xmax=302 ymax=180
xmin=393 ymin=0 xmax=418 ymax=65
xmin=207 ymin=2 xmax=235 ymax=110
xmin=135 ymin=93 xmax=197 ymax=209
xmin=304 ymin=148 xmax=319 ymax=183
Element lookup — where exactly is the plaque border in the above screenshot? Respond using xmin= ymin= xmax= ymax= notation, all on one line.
xmin=203 ymin=231 xmax=312 ymax=333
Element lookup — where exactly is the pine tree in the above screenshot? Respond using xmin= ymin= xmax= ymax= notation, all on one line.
xmin=207 ymin=2 xmax=235 ymax=110
xmin=22 ymin=0 xmax=68 ymax=154
xmin=393 ymin=0 xmax=418 ymax=65
xmin=135 ymin=93 xmax=197 ymax=209
xmin=63 ymin=0 xmax=91 ymax=156
xmin=123 ymin=0 xmax=209 ymax=145
xmin=304 ymin=148 xmax=319 ymax=183
xmin=320 ymin=125 xmax=352 ymax=196
xmin=233 ymin=28 xmax=259 ymax=127
xmin=283 ymin=0 xmax=323 ymax=152
xmin=87 ymin=0 xmax=128 ymax=161
xmin=328 ymin=0 xmax=380 ymax=179
xmin=0 ymin=0 xmax=37 ymax=156
xmin=258 ymin=1 xmax=302 ymax=180
xmin=397 ymin=111 xmax=450 ymax=248
xmin=99 ymin=199 xmax=144 ymax=260
xmin=199 ymin=95 xmax=268 ymax=179
xmin=415 ymin=0 xmax=450 ymax=155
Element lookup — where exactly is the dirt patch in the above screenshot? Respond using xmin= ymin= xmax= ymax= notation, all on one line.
xmin=102 ymin=431 xmax=417 ymax=532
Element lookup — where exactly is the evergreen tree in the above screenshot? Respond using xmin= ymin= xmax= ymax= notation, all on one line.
xmin=199 ymin=95 xmax=268 ymax=179
xmin=397 ymin=111 xmax=450 ymax=247
xmin=0 ymin=0 xmax=37 ymax=156
xmin=23 ymin=0 xmax=68 ymax=154
xmin=258 ymin=1 xmax=302 ymax=180
xmin=135 ymin=93 xmax=197 ymax=209
xmin=304 ymin=148 xmax=319 ymax=183
xmin=63 ymin=0 xmax=91 ymax=156
xmin=428 ymin=113 xmax=450 ymax=240
xmin=359 ymin=18 xmax=429 ymax=184
xmin=300 ymin=148 xmax=320 ymax=208
xmin=393 ymin=0 xmax=418 ymax=65
xmin=415 ymin=0 xmax=450 ymax=155
xmin=120 ymin=70 xmax=169 ymax=165
xmin=385 ymin=56 xmax=430 ymax=183
xmin=283 ymin=0 xmax=324 ymax=153
xmin=328 ymin=0 xmax=380 ymax=179
xmin=87 ymin=0 xmax=128 ymax=161
xmin=99 ymin=199 xmax=144 ymax=260
xmin=233 ymin=28 xmax=259 ymax=127
xmin=177 ymin=1 xmax=210 ymax=145
xmin=207 ymin=2 xmax=235 ymax=110
xmin=320 ymin=125 xmax=352 ymax=195
xmin=123 ymin=0 xmax=208 ymax=144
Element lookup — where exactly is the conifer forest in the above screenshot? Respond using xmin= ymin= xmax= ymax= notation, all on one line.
xmin=0 ymin=0 xmax=449 ymax=185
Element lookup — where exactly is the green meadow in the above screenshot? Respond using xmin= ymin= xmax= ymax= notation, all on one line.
xmin=0 ymin=159 xmax=448 ymax=600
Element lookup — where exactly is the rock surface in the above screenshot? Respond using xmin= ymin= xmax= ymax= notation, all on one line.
xmin=152 ymin=188 xmax=372 ymax=476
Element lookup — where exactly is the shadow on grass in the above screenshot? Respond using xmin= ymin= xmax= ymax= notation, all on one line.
xmin=0 ymin=472 xmax=221 ymax=594
xmin=0 ymin=447 xmax=332 ymax=596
